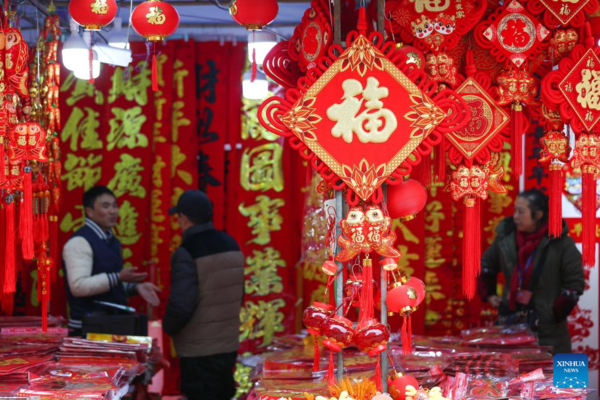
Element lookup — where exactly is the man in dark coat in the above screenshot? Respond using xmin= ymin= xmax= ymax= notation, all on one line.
xmin=164 ymin=190 xmax=244 ymax=400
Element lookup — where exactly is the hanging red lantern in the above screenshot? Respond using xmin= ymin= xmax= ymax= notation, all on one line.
xmin=69 ymin=0 xmax=118 ymax=30
xmin=131 ymin=0 xmax=180 ymax=41
xmin=387 ymin=179 xmax=427 ymax=221
xmin=229 ymin=0 xmax=279 ymax=30
xmin=381 ymin=257 xmax=398 ymax=271
xmin=386 ymin=285 xmax=418 ymax=313
xmin=131 ymin=0 xmax=180 ymax=91
xmin=322 ymin=260 xmax=337 ymax=276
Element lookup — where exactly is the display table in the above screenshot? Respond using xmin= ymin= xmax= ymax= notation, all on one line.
xmin=0 ymin=317 xmax=162 ymax=399
xmin=246 ymin=326 xmax=595 ymax=400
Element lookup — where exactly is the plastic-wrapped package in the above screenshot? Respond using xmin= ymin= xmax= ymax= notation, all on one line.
xmin=464 ymin=375 xmax=510 ymax=398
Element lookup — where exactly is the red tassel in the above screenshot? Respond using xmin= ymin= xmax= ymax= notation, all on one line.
xmin=0 ymin=141 xmax=5 ymax=182
xmin=3 ymin=197 xmax=16 ymax=307
xmin=374 ymin=353 xmax=383 ymax=392
xmin=463 ymin=196 xmax=481 ymax=299
xmin=358 ymin=258 xmax=374 ymax=327
xmin=401 ymin=314 xmax=413 ymax=355
xmin=42 ymin=298 xmax=48 ymax=332
xmin=327 ymin=350 xmax=336 ymax=387
xmin=549 ymin=164 xmax=564 ymax=238
xmin=420 ymin=151 xmax=431 ymax=188
xmin=511 ymin=103 xmax=523 ymax=177
xmin=49 ymin=215 xmax=58 ymax=283
xmin=251 ymin=48 xmax=257 ymax=83
xmin=313 ymin=334 xmax=320 ymax=373
xmin=88 ymin=45 xmax=95 ymax=84
xmin=0 ymin=200 xmax=5 ymax=300
xmin=152 ymin=53 xmax=158 ymax=92
xmin=437 ymin=135 xmax=446 ymax=183
xmin=582 ymin=166 xmax=597 ymax=267
xmin=20 ymin=168 xmax=34 ymax=260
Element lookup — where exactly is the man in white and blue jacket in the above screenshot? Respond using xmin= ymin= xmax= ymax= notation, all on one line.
xmin=62 ymin=186 xmax=160 ymax=336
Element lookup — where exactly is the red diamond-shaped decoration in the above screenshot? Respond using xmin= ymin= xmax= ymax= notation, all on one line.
xmin=280 ymin=34 xmax=446 ymax=200
xmin=559 ymin=49 xmax=600 ymax=132
xmin=446 ymin=78 xmax=510 ymax=160
xmin=539 ymin=0 xmax=590 ymax=26
xmin=483 ymin=0 xmax=550 ymax=68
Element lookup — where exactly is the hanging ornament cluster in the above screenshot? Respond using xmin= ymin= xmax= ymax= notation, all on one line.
xmin=542 ymin=33 xmax=600 ymax=267
xmin=0 ymin=11 xmax=61 ymax=328
xmin=131 ymin=0 xmax=180 ymax=91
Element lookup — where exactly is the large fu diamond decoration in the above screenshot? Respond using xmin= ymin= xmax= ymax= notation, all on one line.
xmin=559 ymin=48 xmax=600 ymax=133
xmin=446 ymin=78 xmax=510 ymax=160
xmin=278 ymin=34 xmax=446 ymax=200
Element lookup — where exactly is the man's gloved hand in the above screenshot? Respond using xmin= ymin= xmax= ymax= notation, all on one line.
xmin=136 ymin=282 xmax=161 ymax=307
xmin=553 ymin=294 xmax=578 ymax=323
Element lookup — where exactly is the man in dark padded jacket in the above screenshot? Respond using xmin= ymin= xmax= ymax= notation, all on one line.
xmin=163 ymin=190 xmax=244 ymax=400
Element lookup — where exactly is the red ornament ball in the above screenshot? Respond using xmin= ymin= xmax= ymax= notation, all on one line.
xmin=381 ymin=257 xmax=398 ymax=271
xmin=302 ymin=301 xmax=333 ymax=335
xmin=354 ymin=319 xmax=389 ymax=356
xmin=69 ymin=0 xmax=118 ymax=30
xmin=387 ymin=179 xmax=427 ymax=221
xmin=131 ymin=0 xmax=180 ymax=41
xmin=386 ymin=285 xmax=418 ymax=313
xmin=229 ymin=0 xmax=279 ymax=30
xmin=321 ymin=315 xmax=354 ymax=352
xmin=389 ymin=374 xmax=419 ymax=400
xmin=322 ymin=260 xmax=337 ymax=276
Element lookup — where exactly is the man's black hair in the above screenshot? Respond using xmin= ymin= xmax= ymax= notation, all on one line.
xmin=83 ymin=186 xmax=116 ymax=210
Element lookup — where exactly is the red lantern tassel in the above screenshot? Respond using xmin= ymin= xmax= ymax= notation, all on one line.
xmin=0 ymin=200 xmax=5 ymax=303
xmin=374 ymin=353 xmax=383 ymax=392
xmin=42 ymin=298 xmax=48 ymax=332
xmin=88 ymin=46 xmax=95 ymax=84
xmin=549 ymin=163 xmax=564 ymax=238
xmin=420 ymin=151 xmax=431 ymax=188
xmin=401 ymin=314 xmax=413 ymax=355
xmin=313 ymin=334 xmax=320 ymax=372
xmin=358 ymin=258 xmax=374 ymax=327
xmin=20 ymin=168 xmax=34 ymax=261
xmin=152 ymin=52 xmax=158 ymax=92
xmin=49 ymin=215 xmax=58 ymax=283
xmin=3 ymin=197 xmax=16 ymax=313
xmin=251 ymin=48 xmax=257 ymax=83
xmin=0 ymin=141 xmax=5 ymax=182
xmin=327 ymin=350 xmax=336 ymax=387
xmin=463 ymin=196 xmax=481 ymax=299
xmin=582 ymin=166 xmax=597 ymax=267
xmin=511 ymin=103 xmax=523 ymax=177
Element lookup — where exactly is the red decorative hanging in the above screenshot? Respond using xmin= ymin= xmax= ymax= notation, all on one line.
xmin=288 ymin=0 xmax=332 ymax=72
xmin=548 ymin=29 xmax=579 ymax=63
xmin=259 ymin=8 xmax=469 ymax=205
xmin=386 ymin=179 xmax=428 ymax=221
xmin=424 ymin=52 xmax=464 ymax=88
xmin=385 ymin=0 xmax=487 ymax=54
xmin=68 ymin=0 xmax=118 ymax=30
xmin=571 ymin=134 xmax=600 ymax=267
xmin=527 ymin=0 xmax=598 ymax=29
xmin=475 ymin=0 xmax=550 ymax=68
xmin=539 ymin=131 xmax=570 ymax=238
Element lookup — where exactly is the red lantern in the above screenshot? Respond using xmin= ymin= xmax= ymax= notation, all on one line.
xmin=69 ymin=0 xmax=118 ymax=30
xmin=322 ymin=260 xmax=337 ymax=276
xmin=389 ymin=373 xmax=419 ymax=400
xmin=354 ymin=319 xmax=389 ymax=356
xmin=387 ymin=179 xmax=427 ymax=221
xmin=321 ymin=315 xmax=355 ymax=352
xmin=404 ymin=277 xmax=426 ymax=306
xmin=131 ymin=0 xmax=180 ymax=91
xmin=229 ymin=0 xmax=279 ymax=30
xmin=131 ymin=0 xmax=180 ymax=41
xmin=381 ymin=257 xmax=398 ymax=271
xmin=302 ymin=301 xmax=333 ymax=335
xmin=386 ymin=285 xmax=418 ymax=313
